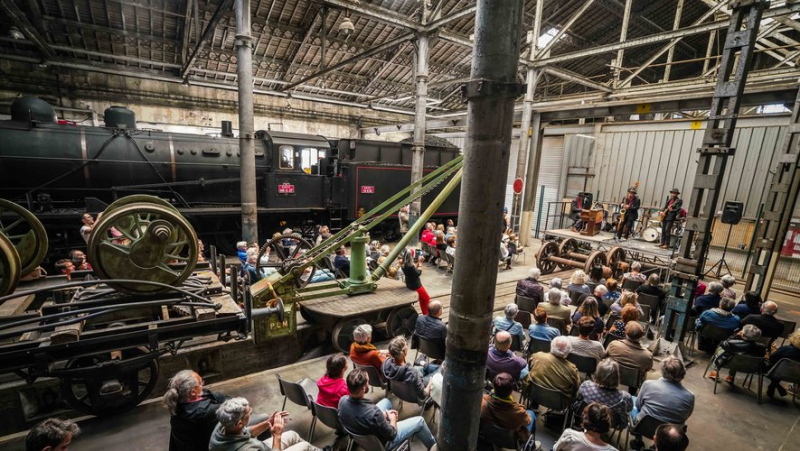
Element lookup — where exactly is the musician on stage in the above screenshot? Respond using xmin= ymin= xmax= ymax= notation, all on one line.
xmin=659 ymin=188 xmax=683 ymax=249
xmin=615 ymin=187 xmax=640 ymax=240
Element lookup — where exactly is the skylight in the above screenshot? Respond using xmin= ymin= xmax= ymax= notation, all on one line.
xmin=537 ymin=28 xmax=562 ymax=49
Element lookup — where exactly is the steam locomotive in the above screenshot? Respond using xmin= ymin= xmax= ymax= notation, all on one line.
xmin=0 ymin=97 xmax=460 ymax=259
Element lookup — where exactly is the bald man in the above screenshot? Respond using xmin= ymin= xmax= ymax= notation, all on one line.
xmin=741 ymin=301 xmax=783 ymax=339
xmin=414 ymin=300 xmax=447 ymax=350
xmin=487 ymin=331 xmax=528 ymax=382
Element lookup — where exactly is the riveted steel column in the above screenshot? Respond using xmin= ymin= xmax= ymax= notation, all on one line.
xmin=519 ymin=112 xmax=543 ymax=247
xmin=236 ymin=0 xmax=258 ymax=245
xmin=438 ymin=0 xmax=524 ymax=449
xmin=410 ymin=32 xmax=429 ymax=230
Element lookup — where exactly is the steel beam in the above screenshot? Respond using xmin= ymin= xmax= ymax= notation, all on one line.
xmin=235 ymin=0 xmax=258 ymax=245
xmin=543 ymin=66 xmax=612 ymax=93
xmin=180 ymin=0 xmax=194 ymax=65
xmin=319 ymin=0 xmax=419 ymax=31
xmin=439 ymin=1 xmax=524 ymax=449
xmin=282 ymin=9 xmax=322 ymax=81
xmin=538 ymin=0 xmax=596 ymax=57
xmin=181 ymin=0 xmax=234 ymax=80
xmin=280 ymin=33 xmax=415 ymax=91
xmin=360 ymin=42 xmax=410 ymax=94
xmin=664 ymin=0 xmax=686 ymax=82
xmin=0 ymin=0 xmax=55 ymax=59
xmin=423 ymin=5 xmax=477 ymax=32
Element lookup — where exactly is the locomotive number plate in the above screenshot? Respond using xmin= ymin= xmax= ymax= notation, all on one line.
xmin=360 ymin=186 xmax=375 ymax=194
xmin=278 ymin=183 xmax=295 ymax=194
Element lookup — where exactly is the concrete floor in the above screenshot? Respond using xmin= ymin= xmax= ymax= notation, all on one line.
xmin=2 ymin=249 xmax=799 ymax=450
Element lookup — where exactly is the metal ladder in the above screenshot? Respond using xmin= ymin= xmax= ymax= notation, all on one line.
xmin=661 ymin=0 xmax=768 ymax=344
xmin=745 ymin=88 xmax=800 ymax=298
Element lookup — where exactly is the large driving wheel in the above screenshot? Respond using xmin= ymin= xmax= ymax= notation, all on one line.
xmin=606 ymin=246 xmax=627 ymax=279
xmin=59 ymin=347 xmax=159 ymax=416
xmin=583 ymin=251 xmax=608 ymax=274
xmin=331 ymin=317 xmax=366 ymax=353
xmin=0 ymin=232 xmax=21 ymax=296
xmin=88 ymin=202 xmax=198 ymax=294
xmin=536 ymin=241 xmax=559 ymax=275
xmin=386 ymin=306 xmax=418 ymax=338
xmin=0 ymin=199 xmax=48 ymax=275
xmin=557 ymin=238 xmax=578 ymax=270
xmin=257 ymin=233 xmax=316 ymax=289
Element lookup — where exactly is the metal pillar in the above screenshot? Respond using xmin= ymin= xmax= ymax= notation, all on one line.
xmin=409 ymin=32 xmax=429 ymax=229
xmin=439 ymin=0 xmax=524 ymax=449
xmin=235 ymin=0 xmax=258 ymax=245
xmin=746 ymin=87 xmax=800 ymax=299
xmin=661 ymin=0 xmax=768 ymax=345
xmin=519 ymin=113 xmax=543 ymax=248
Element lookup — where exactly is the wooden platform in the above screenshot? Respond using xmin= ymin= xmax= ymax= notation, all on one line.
xmin=544 ymin=228 xmax=676 ymax=259
xmin=299 ymin=278 xmax=414 ymax=318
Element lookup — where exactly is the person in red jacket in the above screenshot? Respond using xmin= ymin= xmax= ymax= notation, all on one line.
xmin=316 ymin=355 xmax=349 ymax=408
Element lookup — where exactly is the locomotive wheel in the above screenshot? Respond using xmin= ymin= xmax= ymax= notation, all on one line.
xmin=606 ymin=247 xmax=627 ymax=279
xmin=59 ymin=347 xmax=159 ymax=416
xmin=0 ymin=232 xmax=21 ymax=296
xmin=557 ymin=238 xmax=579 ymax=270
xmin=331 ymin=317 xmax=366 ymax=353
xmin=102 ymin=194 xmax=180 ymax=216
xmin=88 ymin=203 xmax=198 ymax=294
xmin=536 ymin=241 xmax=559 ymax=275
xmin=583 ymin=251 xmax=608 ymax=274
xmin=386 ymin=306 xmax=419 ymax=338
xmin=0 ymin=199 xmax=49 ymax=275
xmin=257 ymin=233 xmax=316 ymax=289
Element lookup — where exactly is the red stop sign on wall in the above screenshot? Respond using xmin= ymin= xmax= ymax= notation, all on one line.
xmin=513 ymin=178 xmax=523 ymax=194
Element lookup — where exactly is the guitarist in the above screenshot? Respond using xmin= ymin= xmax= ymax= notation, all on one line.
xmin=659 ymin=188 xmax=683 ymax=249
xmin=615 ymin=187 xmax=640 ymax=240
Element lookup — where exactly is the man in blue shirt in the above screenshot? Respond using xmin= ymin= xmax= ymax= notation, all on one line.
xmin=692 ymin=281 xmax=724 ymax=315
xmin=333 ymin=245 xmax=351 ymax=278
xmin=695 ymin=297 xmax=740 ymax=353
xmin=493 ymin=303 xmax=526 ymax=349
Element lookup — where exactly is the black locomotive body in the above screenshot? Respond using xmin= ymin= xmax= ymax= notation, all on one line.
xmin=0 ymin=97 xmax=460 ymax=258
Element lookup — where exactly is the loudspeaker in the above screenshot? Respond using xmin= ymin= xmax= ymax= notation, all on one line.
xmin=721 ymin=201 xmax=744 ymax=225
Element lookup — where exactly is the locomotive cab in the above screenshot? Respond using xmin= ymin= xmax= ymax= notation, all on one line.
xmin=258 ymin=131 xmax=331 ymax=211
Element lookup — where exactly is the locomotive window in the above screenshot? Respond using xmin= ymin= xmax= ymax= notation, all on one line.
xmin=299 ymin=148 xmax=326 ymax=173
xmin=279 ymin=145 xmax=294 ymax=169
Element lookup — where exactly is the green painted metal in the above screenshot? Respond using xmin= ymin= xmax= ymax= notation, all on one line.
xmin=348 ymin=232 xmax=369 ymax=287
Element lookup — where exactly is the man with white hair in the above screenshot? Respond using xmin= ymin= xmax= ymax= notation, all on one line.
xmin=523 ymin=336 xmax=580 ymax=399
xmin=695 ymin=297 xmax=740 ymax=353
xmin=540 ymin=288 xmax=572 ymax=332
xmin=209 ymin=397 xmax=322 ymax=451
xmin=693 ymin=281 xmax=724 ymax=315
xmin=516 ymin=267 xmax=544 ymax=306
xmin=622 ymin=261 xmax=646 ymax=285
xmin=720 ymin=274 xmax=737 ymax=300
xmin=707 ymin=324 xmax=767 ymax=383
xmin=741 ymin=300 xmax=783 ymax=339
xmin=493 ymin=303 xmax=526 ymax=346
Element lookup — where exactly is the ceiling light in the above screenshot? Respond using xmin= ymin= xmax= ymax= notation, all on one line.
xmin=8 ymin=26 xmax=24 ymax=40
xmin=338 ymin=17 xmax=354 ymax=36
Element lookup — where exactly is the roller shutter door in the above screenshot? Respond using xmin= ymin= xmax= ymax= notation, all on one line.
xmin=532 ymin=136 xmax=565 ymax=233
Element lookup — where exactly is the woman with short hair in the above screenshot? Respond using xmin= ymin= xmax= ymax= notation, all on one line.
xmin=608 ymin=304 xmax=640 ymax=340
xmin=603 ymin=278 xmax=621 ymax=304
xmin=577 ymin=359 xmax=633 ymax=429
xmin=350 ymin=324 xmax=388 ymax=376
xmin=554 ymin=402 xmax=619 ymax=450
xmin=567 ymin=270 xmax=591 ymax=294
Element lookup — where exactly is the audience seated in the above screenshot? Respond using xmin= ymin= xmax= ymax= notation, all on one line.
xmin=577 ymin=285 xmax=609 ymax=317
xmin=529 ymin=307 xmax=561 ymax=341
xmin=694 ymin=275 xmax=707 ymax=299
xmin=481 ymin=373 xmax=535 ymax=443
xmin=68 ymin=249 xmax=92 ymax=271
xmin=588 ymin=265 xmax=606 ymax=286
xmin=426 ymin=361 xmax=445 ymax=407
xmin=338 ymin=369 xmax=436 ymax=450
xmin=608 ymin=304 xmax=641 ymax=341
xmin=609 ymin=291 xmax=644 ymax=321
xmin=55 ymin=259 xmax=75 ymax=280
xmin=541 ymin=288 xmax=573 ymax=329
xmin=621 ymin=262 xmax=646 ymax=285
xmin=553 ymin=403 xmax=618 ymax=451
xmin=315 ymin=225 xmax=331 ymax=246
xmin=767 ymin=329 xmax=800 ymax=398
xmin=242 ymin=248 xmax=263 ymax=283
xmin=578 ymin=359 xmax=633 ymax=428
xmin=720 ymin=274 xmax=737 ymax=300
xmin=605 ymin=322 xmax=653 ymax=383
xmin=695 ymin=297 xmax=740 ymax=353
xmin=632 ymin=356 xmax=694 ymax=426
xmin=549 ymin=278 xmax=571 ymax=306
xmin=209 ymin=398 xmax=320 ymax=451
xmin=571 ymin=297 xmax=604 ymax=339
xmin=164 ymin=369 xmax=233 ymax=451
xmin=421 ymin=222 xmax=436 ymax=246
xmin=493 ymin=303 xmax=527 ymax=347
xmin=414 ymin=300 xmax=447 ymax=352
xmin=317 ymin=355 xmax=349 ymax=409
xmin=653 ymin=423 xmax=689 ymax=451
xmin=522 ymin=336 xmax=580 ymax=400
xmin=350 ymin=324 xmax=387 ymax=376
xmin=487 ymin=331 xmax=528 ymax=382
xmin=26 ymin=418 xmax=80 ymax=451
xmin=636 ymin=273 xmax=666 ymax=322
xmin=516 ymin=268 xmax=544 ymax=306
xmin=692 ymin=282 xmax=723 ymax=315
xmin=707 ymin=324 xmax=766 ymax=384
xmin=567 ymin=317 xmax=605 ymax=361
xmin=333 ymin=245 xmax=351 ymax=278
xmin=740 ymin=300 xmax=783 ymax=340
xmin=567 ymin=270 xmax=591 ymax=294
xmin=602 ymin=278 xmax=621 ymax=304
xmin=732 ymin=291 xmax=762 ymax=319
xmin=445 ymin=236 xmax=456 ymax=258
xmin=236 ymin=241 xmax=247 ymax=265
xmin=382 ymin=336 xmax=429 ymax=399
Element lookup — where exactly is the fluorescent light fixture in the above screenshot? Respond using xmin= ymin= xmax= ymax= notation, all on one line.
xmin=576 ymin=134 xmax=596 ymax=140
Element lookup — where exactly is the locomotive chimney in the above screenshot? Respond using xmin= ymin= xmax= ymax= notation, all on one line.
xmin=103 ymin=106 xmax=137 ymax=129
xmin=221 ymin=121 xmax=233 ymax=137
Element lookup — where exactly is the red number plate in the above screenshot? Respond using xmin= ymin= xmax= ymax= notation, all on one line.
xmin=278 ymin=183 xmax=295 ymax=194
xmin=361 ymin=186 xmax=375 ymax=194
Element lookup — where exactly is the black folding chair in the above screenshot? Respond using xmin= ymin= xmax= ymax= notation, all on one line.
xmin=390 ymin=378 xmax=428 ymax=412
xmin=528 ymin=337 xmax=552 ymax=355
xmin=622 ymin=279 xmax=643 ymax=291
xmin=603 ymin=333 xmax=622 ymax=348
xmin=625 ymin=414 xmax=683 ymax=451
xmin=691 ymin=324 xmax=734 ymax=357
xmin=637 ymin=293 xmax=659 ymax=322
xmin=515 ymin=310 xmax=532 ymax=330
xmin=778 ymin=319 xmax=797 ymax=347
xmin=568 ymin=290 xmax=584 ymax=306
xmin=343 ymin=425 xmax=410 ymax=451
xmin=618 ymin=363 xmax=643 ymax=392
xmin=546 ymin=318 xmax=568 ymax=335
xmin=353 ymin=363 xmax=389 ymax=396
xmin=567 ymin=353 xmax=598 ymax=379
xmin=309 ymin=400 xmax=349 ymax=446
xmin=521 ymin=382 xmax=573 ymax=433
xmin=416 ymin=335 xmax=446 ymax=361
xmin=766 ymin=358 xmax=800 ymax=404
xmin=478 ymin=422 xmax=521 ymax=450
xmin=515 ymin=294 xmax=538 ymax=313
xmin=710 ymin=353 xmax=765 ymax=404
xmin=276 ymin=374 xmax=318 ymax=436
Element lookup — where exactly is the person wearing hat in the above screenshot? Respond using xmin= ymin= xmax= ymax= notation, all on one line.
xmin=659 ymin=188 xmax=683 ymax=249
xmin=616 ymin=187 xmax=641 ymax=240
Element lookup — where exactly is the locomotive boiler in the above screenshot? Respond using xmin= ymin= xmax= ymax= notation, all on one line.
xmin=0 ymin=97 xmax=460 ymax=259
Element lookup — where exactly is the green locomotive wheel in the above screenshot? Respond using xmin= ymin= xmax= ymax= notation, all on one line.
xmin=0 ymin=232 xmax=21 ymax=296
xmin=0 ymin=199 xmax=49 ymax=275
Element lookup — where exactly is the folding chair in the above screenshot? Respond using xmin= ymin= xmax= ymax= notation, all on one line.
xmin=276 ymin=374 xmax=318 ymax=436
xmin=353 ymin=363 xmax=389 ymax=396
xmin=515 ymin=310 xmax=532 ymax=330
xmin=390 ymin=378 xmax=428 ymax=412
xmin=568 ymin=290 xmax=584 ymax=306
xmin=624 ymin=414 xmax=679 ymax=451
xmin=511 ymin=334 xmax=523 ymax=353
xmin=478 ymin=422 xmax=521 ymax=450
xmin=766 ymin=358 xmax=800 ymax=404
xmin=603 ymin=333 xmax=622 ymax=349
xmin=521 ymin=382 xmax=573 ymax=433
xmin=309 ymin=400 xmax=350 ymax=446
xmin=567 ymin=353 xmax=598 ymax=379
xmin=528 ymin=338 xmax=552 ymax=355
xmin=778 ymin=320 xmax=797 ymax=347
xmin=622 ymin=279 xmax=643 ymax=291
xmin=416 ymin=336 xmax=446 ymax=361
xmin=546 ymin=318 xmax=568 ymax=335
xmin=515 ymin=295 xmax=538 ymax=313
xmin=617 ymin=363 xmax=643 ymax=392
xmin=691 ymin=324 xmax=734 ymax=357
xmin=343 ymin=425 xmax=410 ymax=451
xmin=710 ymin=353 xmax=765 ymax=404
xmin=637 ymin=293 xmax=659 ymax=322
